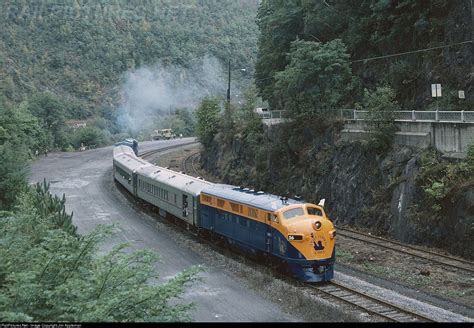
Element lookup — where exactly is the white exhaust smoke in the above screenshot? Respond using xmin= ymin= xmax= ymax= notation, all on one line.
xmin=117 ymin=56 xmax=231 ymax=133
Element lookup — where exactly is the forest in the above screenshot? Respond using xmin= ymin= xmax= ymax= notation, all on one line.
xmin=1 ymin=0 xmax=474 ymax=321
xmin=0 ymin=1 xmax=258 ymax=320
xmin=0 ymin=0 xmax=259 ymax=208
xmin=195 ymin=0 xmax=474 ymax=259
xmin=255 ymin=0 xmax=472 ymax=116
xmin=0 ymin=0 xmax=259 ymax=149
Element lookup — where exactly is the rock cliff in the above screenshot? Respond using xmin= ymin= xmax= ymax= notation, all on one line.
xmin=201 ymin=122 xmax=474 ymax=259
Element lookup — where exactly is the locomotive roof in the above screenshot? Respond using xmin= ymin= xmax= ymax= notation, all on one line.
xmin=201 ymin=184 xmax=304 ymax=212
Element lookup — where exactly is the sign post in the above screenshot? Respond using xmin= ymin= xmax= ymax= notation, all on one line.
xmin=431 ymin=83 xmax=442 ymax=115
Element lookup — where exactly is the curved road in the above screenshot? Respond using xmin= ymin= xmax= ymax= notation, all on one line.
xmin=29 ymin=138 xmax=298 ymax=322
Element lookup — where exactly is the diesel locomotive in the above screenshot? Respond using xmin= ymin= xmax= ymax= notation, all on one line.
xmin=113 ymin=142 xmax=336 ymax=282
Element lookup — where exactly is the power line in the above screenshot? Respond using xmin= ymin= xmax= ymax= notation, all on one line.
xmin=351 ymin=40 xmax=472 ymax=63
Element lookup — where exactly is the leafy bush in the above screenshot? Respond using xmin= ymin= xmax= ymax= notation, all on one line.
xmin=0 ymin=182 xmax=202 ymax=322
xmin=417 ymin=145 xmax=474 ymax=216
xmin=195 ymin=97 xmax=221 ymax=147
xmin=0 ymin=142 xmax=29 ymax=210
xmin=70 ymin=126 xmax=106 ymax=149
xmin=357 ymin=86 xmax=400 ymax=151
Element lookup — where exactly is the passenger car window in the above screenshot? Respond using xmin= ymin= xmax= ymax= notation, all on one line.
xmin=283 ymin=207 xmax=304 ymax=220
xmin=307 ymin=207 xmax=323 ymax=216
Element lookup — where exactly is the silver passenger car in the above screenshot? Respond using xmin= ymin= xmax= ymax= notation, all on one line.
xmin=113 ymin=145 xmax=152 ymax=195
xmin=136 ymin=165 xmax=212 ymax=226
xmin=113 ymin=144 xmax=212 ymax=227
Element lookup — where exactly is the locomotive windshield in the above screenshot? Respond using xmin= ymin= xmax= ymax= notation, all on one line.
xmin=282 ymin=207 xmax=305 ymax=219
xmin=307 ymin=207 xmax=323 ymax=216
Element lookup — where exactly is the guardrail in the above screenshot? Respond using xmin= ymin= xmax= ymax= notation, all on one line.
xmin=253 ymin=109 xmax=474 ymax=123
xmin=255 ymin=110 xmax=289 ymax=119
xmin=339 ymin=109 xmax=474 ymax=123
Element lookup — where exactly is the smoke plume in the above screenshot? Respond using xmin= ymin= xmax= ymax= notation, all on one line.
xmin=117 ymin=56 xmax=229 ymax=133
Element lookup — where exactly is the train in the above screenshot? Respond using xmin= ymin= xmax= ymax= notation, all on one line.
xmin=113 ymin=140 xmax=336 ymax=282
xmin=114 ymin=138 xmax=139 ymax=155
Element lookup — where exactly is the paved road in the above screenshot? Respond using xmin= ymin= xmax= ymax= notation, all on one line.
xmin=29 ymin=138 xmax=298 ymax=322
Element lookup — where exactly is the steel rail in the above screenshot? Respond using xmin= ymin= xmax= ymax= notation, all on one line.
xmin=182 ymin=151 xmax=202 ymax=177
xmin=336 ymin=227 xmax=474 ymax=274
xmin=138 ymin=146 xmax=442 ymax=322
xmin=311 ymin=281 xmax=436 ymax=322
xmin=139 ymin=141 xmax=199 ymax=160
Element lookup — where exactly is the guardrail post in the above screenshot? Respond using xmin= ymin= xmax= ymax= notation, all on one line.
xmin=435 ymin=110 xmax=439 ymax=121
xmin=354 ymin=109 xmax=357 ymax=120
xmin=412 ymin=110 xmax=415 ymax=121
xmin=461 ymin=110 xmax=465 ymax=122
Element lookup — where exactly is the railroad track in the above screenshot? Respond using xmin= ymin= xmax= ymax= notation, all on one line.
xmin=181 ymin=151 xmax=202 ymax=177
xmin=139 ymin=141 xmax=198 ymax=160
xmin=311 ymin=281 xmax=436 ymax=322
xmin=336 ymin=226 xmax=474 ymax=274
xmin=138 ymin=145 xmax=455 ymax=322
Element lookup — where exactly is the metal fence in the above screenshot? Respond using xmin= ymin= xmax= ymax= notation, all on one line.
xmin=339 ymin=109 xmax=474 ymax=123
xmin=256 ymin=110 xmax=289 ymax=119
xmin=253 ymin=109 xmax=474 ymax=123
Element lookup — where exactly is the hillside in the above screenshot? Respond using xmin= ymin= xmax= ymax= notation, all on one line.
xmin=255 ymin=0 xmax=473 ymax=113
xmin=0 ymin=0 xmax=259 ymax=118
xmin=196 ymin=0 xmax=474 ymax=260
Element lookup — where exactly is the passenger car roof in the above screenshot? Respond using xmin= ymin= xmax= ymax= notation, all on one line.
xmin=113 ymin=145 xmax=151 ymax=168
xmin=138 ymin=165 xmax=212 ymax=196
xmin=113 ymin=145 xmax=211 ymax=196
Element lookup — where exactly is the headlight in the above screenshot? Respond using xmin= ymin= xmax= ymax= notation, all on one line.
xmin=314 ymin=221 xmax=322 ymax=230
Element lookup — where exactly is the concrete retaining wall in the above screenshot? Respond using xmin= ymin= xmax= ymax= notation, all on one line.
xmin=342 ymin=120 xmax=474 ymax=157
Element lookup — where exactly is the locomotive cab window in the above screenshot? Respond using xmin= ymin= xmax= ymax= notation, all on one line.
xmin=282 ymin=207 xmax=304 ymax=220
xmin=307 ymin=207 xmax=323 ymax=216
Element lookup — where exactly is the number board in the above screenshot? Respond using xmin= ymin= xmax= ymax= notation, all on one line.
xmin=288 ymin=235 xmax=303 ymax=241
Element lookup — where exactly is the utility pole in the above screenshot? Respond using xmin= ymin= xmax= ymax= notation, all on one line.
xmin=227 ymin=60 xmax=231 ymax=104
xmin=471 ymin=0 xmax=473 ymax=42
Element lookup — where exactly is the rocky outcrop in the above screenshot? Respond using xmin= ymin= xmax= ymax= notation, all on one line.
xmin=201 ymin=124 xmax=474 ymax=259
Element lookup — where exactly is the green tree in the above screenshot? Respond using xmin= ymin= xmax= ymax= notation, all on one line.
xmin=71 ymin=126 xmax=106 ymax=149
xmin=237 ymin=85 xmax=264 ymax=150
xmin=254 ymin=0 xmax=472 ymax=111
xmin=0 ymin=183 xmax=202 ymax=322
xmin=0 ymin=142 xmax=28 ymax=210
xmin=0 ymin=101 xmax=45 ymax=210
xmin=28 ymin=93 xmax=66 ymax=149
xmin=273 ymin=39 xmax=352 ymax=117
xmin=0 ymin=0 xmax=260 ymax=127
xmin=255 ymin=0 xmax=304 ymax=105
xmin=175 ymin=109 xmax=196 ymax=137
xmin=160 ymin=109 xmax=196 ymax=137
xmin=358 ymin=86 xmax=400 ymax=150
xmin=195 ymin=97 xmax=221 ymax=147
